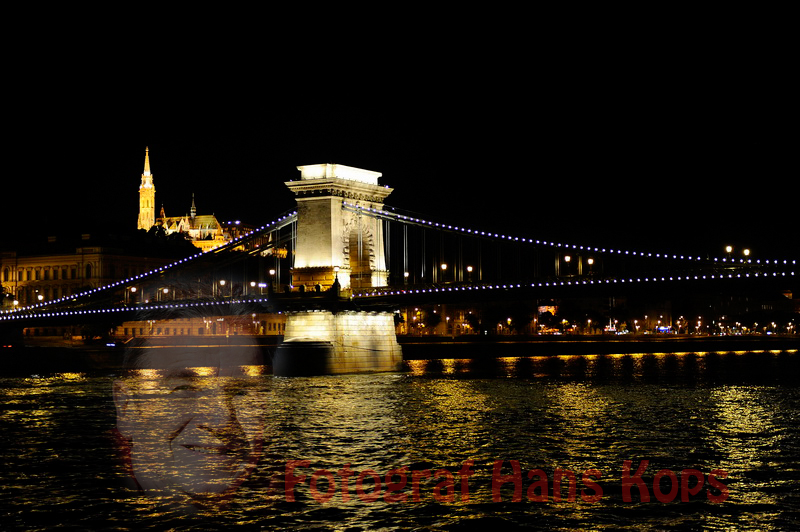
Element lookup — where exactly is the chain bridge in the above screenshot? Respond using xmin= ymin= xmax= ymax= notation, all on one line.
xmin=2 ymin=164 xmax=797 ymax=374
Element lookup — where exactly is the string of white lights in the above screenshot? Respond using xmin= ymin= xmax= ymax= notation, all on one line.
xmin=0 ymin=298 xmax=270 ymax=323
xmin=4 ymin=269 xmax=794 ymax=321
xmin=4 ymin=205 xmax=794 ymax=318
xmin=2 ymin=212 xmax=297 ymax=316
xmin=351 ymin=269 xmax=797 ymax=299
xmin=342 ymin=202 xmax=797 ymax=266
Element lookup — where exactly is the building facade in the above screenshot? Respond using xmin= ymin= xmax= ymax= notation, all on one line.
xmin=113 ymin=313 xmax=286 ymax=339
xmin=1 ymin=241 xmax=178 ymax=309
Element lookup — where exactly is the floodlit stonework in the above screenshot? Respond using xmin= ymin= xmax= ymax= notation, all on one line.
xmin=276 ymin=164 xmax=402 ymax=376
xmin=275 ymin=311 xmax=402 ymax=375
xmin=285 ymin=163 xmax=393 ymax=292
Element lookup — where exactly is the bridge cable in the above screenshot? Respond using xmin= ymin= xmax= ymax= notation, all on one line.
xmin=406 ymin=225 xmax=410 ymax=283
xmin=384 ymin=218 xmax=390 ymax=281
xmin=421 ymin=227 xmax=426 ymax=282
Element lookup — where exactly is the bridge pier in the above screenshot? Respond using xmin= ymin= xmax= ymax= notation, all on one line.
xmin=273 ymin=163 xmax=403 ymax=375
xmin=273 ymin=310 xmax=403 ymax=376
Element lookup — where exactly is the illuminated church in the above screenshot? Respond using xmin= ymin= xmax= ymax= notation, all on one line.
xmin=137 ymin=147 xmax=227 ymax=252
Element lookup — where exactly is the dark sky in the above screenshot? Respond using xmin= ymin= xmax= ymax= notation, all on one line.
xmin=5 ymin=40 xmax=796 ymax=261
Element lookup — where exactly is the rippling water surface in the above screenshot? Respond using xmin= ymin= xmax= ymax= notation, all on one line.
xmin=2 ymin=350 xmax=799 ymax=530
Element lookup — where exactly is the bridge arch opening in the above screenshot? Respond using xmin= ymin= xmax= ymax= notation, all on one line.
xmin=347 ymin=225 xmax=374 ymax=289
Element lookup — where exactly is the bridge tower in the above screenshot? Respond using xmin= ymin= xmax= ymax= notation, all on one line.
xmin=275 ymin=163 xmax=402 ymax=376
xmin=285 ymin=163 xmax=393 ymax=293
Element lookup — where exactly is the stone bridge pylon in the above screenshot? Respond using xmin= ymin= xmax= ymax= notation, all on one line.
xmin=274 ymin=164 xmax=402 ymax=376
xmin=286 ymin=163 xmax=392 ymax=293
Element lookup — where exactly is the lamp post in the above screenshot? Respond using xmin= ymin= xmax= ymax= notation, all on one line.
xmin=563 ymin=255 xmax=571 ymax=277
xmin=330 ymin=266 xmax=341 ymax=296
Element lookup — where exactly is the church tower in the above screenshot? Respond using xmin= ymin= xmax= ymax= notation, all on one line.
xmin=137 ymin=147 xmax=156 ymax=230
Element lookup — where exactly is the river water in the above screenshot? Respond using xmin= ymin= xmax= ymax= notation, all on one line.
xmin=2 ymin=349 xmax=799 ymax=530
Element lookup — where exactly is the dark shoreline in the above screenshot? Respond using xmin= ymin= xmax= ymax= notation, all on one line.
xmin=397 ymin=334 xmax=800 ymax=359
xmin=1 ymin=335 xmax=797 ymax=376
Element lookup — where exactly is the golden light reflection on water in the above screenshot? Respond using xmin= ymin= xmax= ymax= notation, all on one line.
xmin=267 ymin=375 xmax=409 ymax=472
xmin=542 ymin=381 xmax=617 ymax=470
xmin=2 ymin=347 xmax=798 ymax=529
xmin=406 ymin=350 xmax=800 ymax=389
xmin=401 ymin=349 xmax=800 ymax=508
xmin=129 ymin=368 xmax=162 ymax=380
xmin=408 ymin=352 xmax=716 ymax=380
xmin=114 ymin=369 xmax=268 ymax=508
xmin=240 ymin=365 xmax=265 ymax=377
xmin=407 ymin=378 xmax=495 ymax=465
xmin=128 ymin=365 xmax=266 ymax=380
xmin=710 ymin=386 xmax=785 ymax=508
xmin=1 ymin=373 xmax=91 ymax=432
xmin=23 ymin=372 xmax=88 ymax=383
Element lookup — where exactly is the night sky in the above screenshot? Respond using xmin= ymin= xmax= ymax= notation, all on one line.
xmin=5 ymin=43 xmax=796 ymax=261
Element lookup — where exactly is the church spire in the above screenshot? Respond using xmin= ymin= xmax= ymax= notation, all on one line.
xmin=137 ymin=147 xmax=156 ymax=230
xmin=143 ymin=146 xmax=151 ymax=176
xmin=139 ymin=146 xmax=154 ymax=189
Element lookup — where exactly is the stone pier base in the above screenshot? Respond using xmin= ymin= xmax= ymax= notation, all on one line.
xmin=273 ymin=310 xmax=403 ymax=376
